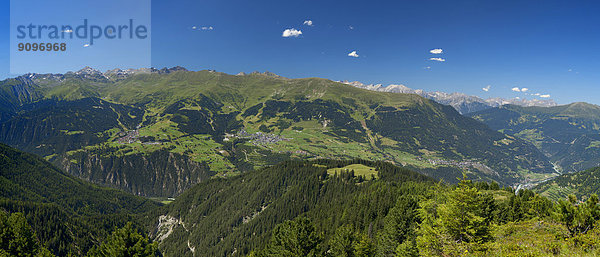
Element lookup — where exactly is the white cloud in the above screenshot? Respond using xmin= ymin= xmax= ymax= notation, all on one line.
xmin=349 ymin=26 xmax=354 ymax=30
xmin=521 ymin=87 xmax=529 ymax=92
xmin=511 ymin=87 xmax=521 ymax=92
xmin=192 ymin=26 xmax=213 ymax=30
xmin=348 ymin=51 xmax=359 ymax=58
xmin=429 ymin=57 xmax=445 ymax=62
xmin=282 ymin=28 xmax=302 ymax=37
xmin=62 ymin=29 xmax=73 ymax=33
xmin=429 ymin=48 xmax=443 ymax=54
xmin=424 ymin=66 xmax=431 ymax=70
xmin=533 ymin=93 xmax=541 ymax=96
xmin=83 ymin=44 xmax=90 ymax=47
xmin=482 ymin=85 xmax=491 ymax=92
xmin=303 ymin=20 xmax=313 ymax=26
xmin=540 ymin=94 xmax=551 ymax=98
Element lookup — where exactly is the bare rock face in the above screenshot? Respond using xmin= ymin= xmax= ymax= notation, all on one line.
xmin=59 ymin=150 xmax=214 ymax=197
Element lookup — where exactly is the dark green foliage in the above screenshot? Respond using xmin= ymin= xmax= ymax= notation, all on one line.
xmin=0 ymin=211 xmax=55 ymax=257
xmin=0 ymin=143 xmax=159 ymax=255
xmin=164 ymin=97 xmax=242 ymax=138
xmin=535 ymin=167 xmax=600 ymax=201
xmin=416 ymin=179 xmax=495 ymax=255
xmin=555 ymin=194 xmax=600 ymax=236
xmin=0 ymin=98 xmax=143 ymax=156
xmin=256 ymin=218 xmax=322 ymax=257
xmin=260 ymin=100 xmax=292 ymax=120
xmin=284 ymin=100 xmax=366 ymax=143
xmin=258 ymin=124 xmax=271 ymax=133
xmin=376 ymin=195 xmax=419 ymax=257
xmin=0 ymin=143 xmax=157 ymax=214
xmin=439 ymin=182 xmax=494 ymax=243
xmin=156 ymin=159 xmax=435 ymax=257
xmin=241 ymin=103 xmax=263 ymax=117
xmin=328 ymin=225 xmax=356 ymax=257
xmin=495 ymin=189 xmax=553 ymax=223
xmin=86 ymin=223 xmax=159 ymax=257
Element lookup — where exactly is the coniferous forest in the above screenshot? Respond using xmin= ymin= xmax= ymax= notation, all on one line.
xmin=3 ymin=141 xmax=600 ymax=256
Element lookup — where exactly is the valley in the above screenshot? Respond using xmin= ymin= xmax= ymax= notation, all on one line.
xmin=0 ymin=68 xmax=558 ymax=197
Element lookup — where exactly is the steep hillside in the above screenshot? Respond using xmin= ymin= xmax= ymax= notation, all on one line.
xmin=150 ymin=159 xmax=436 ymax=256
xmin=0 ymin=68 xmax=555 ymax=196
xmin=0 ymin=143 xmax=160 ymax=255
xmin=468 ymin=103 xmax=600 ymax=173
xmin=152 ymin=159 xmax=600 ymax=257
xmin=534 ymin=167 xmax=600 ymax=201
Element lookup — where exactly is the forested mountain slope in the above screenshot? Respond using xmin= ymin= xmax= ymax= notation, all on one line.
xmin=151 ymin=159 xmax=600 ymax=257
xmin=469 ymin=103 xmax=600 ymax=173
xmin=151 ymin=159 xmax=436 ymax=256
xmin=535 ymin=167 xmax=600 ymax=201
xmin=0 ymin=143 xmax=160 ymax=255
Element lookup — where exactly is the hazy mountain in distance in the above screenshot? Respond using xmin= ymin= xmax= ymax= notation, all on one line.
xmin=468 ymin=103 xmax=600 ymax=173
xmin=343 ymin=81 xmax=558 ymax=114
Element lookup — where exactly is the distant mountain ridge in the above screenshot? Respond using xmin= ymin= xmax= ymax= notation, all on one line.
xmin=468 ymin=103 xmax=600 ymax=174
xmin=0 ymin=67 xmax=556 ymax=196
xmin=342 ymin=81 xmax=558 ymax=114
xmin=18 ymin=66 xmax=189 ymax=83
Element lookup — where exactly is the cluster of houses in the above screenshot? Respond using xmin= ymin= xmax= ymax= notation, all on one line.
xmin=235 ymin=130 xmax=289 ymax=145
xmin=116 ymin=130 xmax=140 ymax=144
xmin=116 ymin=130 xmax=161 ymax=145
xmin=419 ymin=157 xmax=480 ymax=170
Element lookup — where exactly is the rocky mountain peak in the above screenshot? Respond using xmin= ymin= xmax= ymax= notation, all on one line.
xmin=343 ymin=80 xmax=558 ymax=114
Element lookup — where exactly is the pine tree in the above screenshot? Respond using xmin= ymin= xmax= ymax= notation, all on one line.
xmin=0 ymin=212 xmax=55 ymax=257
xmin=438 ymin=179 xmax=493 ymax=244
xmin=376 ymin=195 xmax=418 ymax=257
xmin=86 ymin=222 xmax=158 ymax=257
xmin=329 ymin=225 xmax=355 ymax=257
xmin=259 ymin=217 xmax=322 ymax=257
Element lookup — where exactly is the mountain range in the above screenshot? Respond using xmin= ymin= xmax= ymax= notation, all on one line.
xmin=468 ymin=103 xmax=600 ymax=174
xmin=0 ymin=67 xmax=557 ymax=197
xmin=342 ymin=81 xmax=558 ymax=114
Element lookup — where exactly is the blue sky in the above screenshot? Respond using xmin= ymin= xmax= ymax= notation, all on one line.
xmin=1 ymin=0 xmax=599 ymax=105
